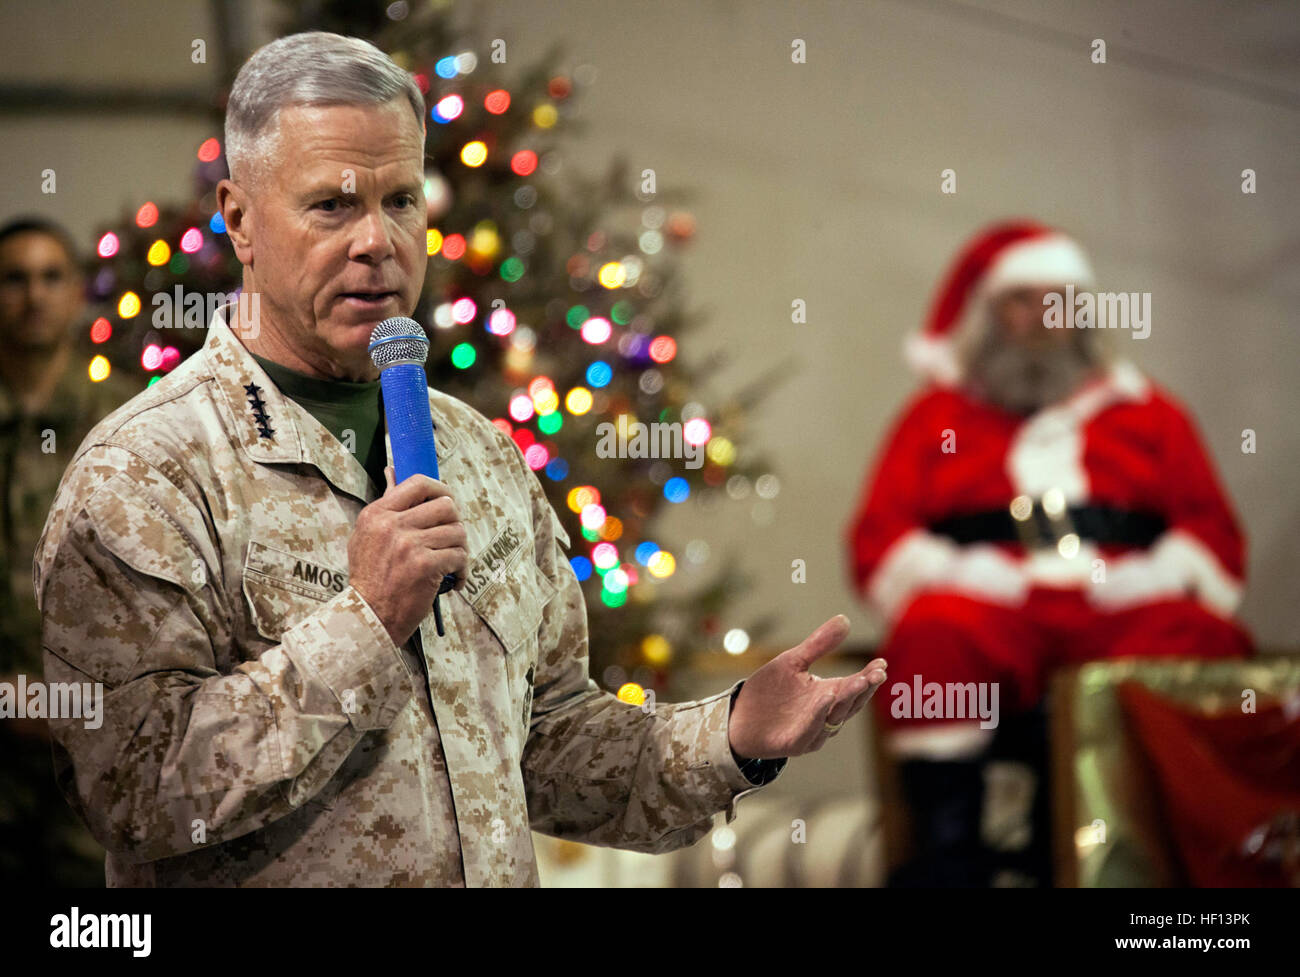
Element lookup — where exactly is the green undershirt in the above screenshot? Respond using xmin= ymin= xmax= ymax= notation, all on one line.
xmin=252 ymin=354 xmax=388 ymax=492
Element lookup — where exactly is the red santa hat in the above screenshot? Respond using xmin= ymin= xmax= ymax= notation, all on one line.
xmin=905 ymin=220 xmax=1096 ymax=385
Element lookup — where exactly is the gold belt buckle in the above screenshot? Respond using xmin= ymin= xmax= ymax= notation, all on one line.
xmin=1009 ymin=489 xmax=1081 ymax=557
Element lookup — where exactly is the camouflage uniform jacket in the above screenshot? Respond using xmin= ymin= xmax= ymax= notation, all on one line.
xmin=34 ymin=311 xmax=771 ymax=887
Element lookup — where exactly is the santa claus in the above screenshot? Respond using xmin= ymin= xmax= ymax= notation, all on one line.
xmin=846 ymin=220 xmax=1254 ymax=886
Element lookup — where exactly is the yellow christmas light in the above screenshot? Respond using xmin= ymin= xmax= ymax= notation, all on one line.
xmin=598 ymin=261 xmax=626 ymax=289
xmin=460 ymin=141 xmax=488 ymax=167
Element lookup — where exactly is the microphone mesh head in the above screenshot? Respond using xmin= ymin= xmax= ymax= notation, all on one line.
xmin=368 ymin=316 xmax=430 ymax=367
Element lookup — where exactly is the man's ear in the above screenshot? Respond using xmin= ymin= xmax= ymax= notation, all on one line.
xmin=216 ymin=178 xmax=254 ymax=264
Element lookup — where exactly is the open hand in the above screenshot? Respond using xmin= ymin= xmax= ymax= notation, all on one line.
xmin=728 ymin=615 xmax=887 ymax=759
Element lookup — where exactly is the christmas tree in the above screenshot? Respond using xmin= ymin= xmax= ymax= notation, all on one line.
xmin=81 ymin=0 xmax=777 ymax=686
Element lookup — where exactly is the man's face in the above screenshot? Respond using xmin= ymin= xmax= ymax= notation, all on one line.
xmin=965 ymin=283 xmax=1099 ymax=414
xmin=0 ymin=232 xmax=84 ymax=352
xmin=990 ymin=285 xmax=1072 ymax=350
xmin=225 ymin=100 xmax=428 ymax=379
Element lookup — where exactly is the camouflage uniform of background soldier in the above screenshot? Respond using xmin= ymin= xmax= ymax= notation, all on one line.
xmin=0 ymin=218 xmax=135 ymax=886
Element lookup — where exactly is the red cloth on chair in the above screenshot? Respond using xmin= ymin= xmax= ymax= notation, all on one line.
xmin=1117 ymin=681 xmax=1300 ymax=887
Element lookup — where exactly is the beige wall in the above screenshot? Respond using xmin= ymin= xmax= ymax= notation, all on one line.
xmin=2 ymin=0 xmax=1296 ymax=658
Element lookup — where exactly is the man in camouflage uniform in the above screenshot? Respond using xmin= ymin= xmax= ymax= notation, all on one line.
xmin=34 ymin=32 xmax=888 ymax=887
xmin=0 ymin=217 xmax=135 ymax=885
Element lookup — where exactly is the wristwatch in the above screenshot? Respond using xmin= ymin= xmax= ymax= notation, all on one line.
xmin=728 ymin=682 xmax=788 ymax=786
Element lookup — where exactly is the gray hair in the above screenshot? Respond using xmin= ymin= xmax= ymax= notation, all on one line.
xmin=224 ymin=31 xmax=425 ymax=186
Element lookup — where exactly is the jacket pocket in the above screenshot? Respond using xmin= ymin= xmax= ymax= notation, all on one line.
xmin=459 ymin=542 xmax=556 ymax=737
xmin=241 ymin=540 xmax=348 ymax=642
xmin=458 ymin=543 xmax=554 ymax=655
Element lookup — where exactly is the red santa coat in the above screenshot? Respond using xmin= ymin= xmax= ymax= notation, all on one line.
xmin=847 ymin=360 xmax=1248 ymax=628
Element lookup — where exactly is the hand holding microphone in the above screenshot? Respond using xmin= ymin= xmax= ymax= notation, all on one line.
xmin=347 ymin=317 xmax=464 ymax=645
xmin=348 ymin=467 xmax=466 ymax=647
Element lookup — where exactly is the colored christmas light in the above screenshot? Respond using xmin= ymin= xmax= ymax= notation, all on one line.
xmin=663 ymin=477 xmax=689 ymax=503
xmin=89 ymin=317 xmax=111 ymax=343
xmin=565 ymin=387 xmax=593 ymax=415
xmin=88 ymin=356 xmax=110 ymax=382
xmin=586 ymin=361 xmax=612 ymax=387
xmin=96 ymin=232 xmax=119 ymax=258
xmin=484 ymin=89 xmax=510 ymax=114
xmin=135 ymin=202 xmax=159 ymax=228
xmin=451 ymin=297 xmax=476 ymax=323
xmin=649 ymin=336 xmax=676 ymax=363
xmin=197 ymin=138 xmax=221 ymax=162
xmin=441 ymin=234 xmax=466 ymax=260
xmin=524 ymin=444 xmax=549 ymax=470
xmin=460 ymin=141 xmax=488 ymax=167
xmin=450 ymin=342 xmax=476 ymax=368
xmin=511 ymin=150 xmax=537 ymax=176
xmin=433 ymin=94 xmax=463 ymax=123
xmin=581 ymin=317 xmax=612 ymax=344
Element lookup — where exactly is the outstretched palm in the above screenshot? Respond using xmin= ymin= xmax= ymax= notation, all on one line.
xmin=728 ymin=615 xmax=888 ymax=760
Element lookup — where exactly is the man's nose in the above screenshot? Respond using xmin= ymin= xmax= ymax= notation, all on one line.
xmin=350 ymin=210 xmax=397 ymax=262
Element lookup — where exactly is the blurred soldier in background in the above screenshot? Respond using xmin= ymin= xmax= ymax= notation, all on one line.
xmin=0 ymin=217 xmax=134 ymax=885
xmin=848 ymin=221 xmax=1253 ymax=886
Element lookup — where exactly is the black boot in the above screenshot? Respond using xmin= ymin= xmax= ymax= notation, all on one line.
xmin=983 ymin=703 xmax=1052 ymax=887
xmin=888 ymin=757 xmax=995 ymax=887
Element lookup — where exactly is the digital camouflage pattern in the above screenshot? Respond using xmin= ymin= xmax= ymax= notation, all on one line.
xmin=34 ymin=309 xmax=770 ymax=887
xmin=1 ymin=355 xmax=134 ymax=886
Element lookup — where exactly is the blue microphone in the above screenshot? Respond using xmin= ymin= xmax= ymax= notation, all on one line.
xmin=368 ymin=316 xmax=456 ymax=636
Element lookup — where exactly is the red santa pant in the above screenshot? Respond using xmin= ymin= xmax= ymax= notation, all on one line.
xmin=874 ymin=587 xmax=1253 ymax=731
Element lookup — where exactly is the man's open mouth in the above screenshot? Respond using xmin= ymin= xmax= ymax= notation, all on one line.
xmin=340 ymin=291 xmax=398 ymax=303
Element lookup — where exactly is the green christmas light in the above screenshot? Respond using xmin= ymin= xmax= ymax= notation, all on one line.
xmin=538 ymin=412 xmax=562 ymax=434
xmin=450 ymin=342 xmax=477 ymax=368
xmin=565 ymin=305 xmax=589 ymax=329
xmin=611 ymin=301 xmax=634 ymax=325
xmin=500 ymin=256 xmax=525 ymax=282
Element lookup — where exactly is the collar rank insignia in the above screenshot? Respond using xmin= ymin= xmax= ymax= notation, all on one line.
xmin=244 ymin=382 xmax=275 ymax=440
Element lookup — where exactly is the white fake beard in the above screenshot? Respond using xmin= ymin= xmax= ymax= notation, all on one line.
xmin=963 ymin=326 xmax=1101 ymax=415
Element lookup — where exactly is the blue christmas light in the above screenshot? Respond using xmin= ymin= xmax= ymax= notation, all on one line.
xmin=545 ymin=458 xmax=569 ymax=481
xmin=570 ymin=556 xmax=593 ymax=581
xmin=663 ymin=478 xmax=690 ymax=503
xmin=209 ymin=212 xmax=226 ymax=233
xmin=635 ymin=541 xmax=660 ymax=565
xmin=586 ymin=360 xmax=613 ymax=388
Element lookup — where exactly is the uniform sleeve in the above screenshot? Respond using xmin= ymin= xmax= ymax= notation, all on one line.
xmin=516 ymin=463 xmax=767 ymax=854
xmin=846 ymin=393 xmax=965 ymax=622
xmin=34 ymin=446 xmax=415 ymax=864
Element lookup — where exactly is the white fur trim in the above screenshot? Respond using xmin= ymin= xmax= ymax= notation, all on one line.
xmin=1086 ymin=529 xmax=1242 ymax=617
xmin=885 ymin=724 xmax=996 ymax=760
xmin=983 ymin=234 xmax=1095 ymax=296
xmin=1006 ymin=361 xmax=1150 ymax=502
xmin=868 ymin=529 xmax=959 ymax=622
xmin=903 ymin=331 xmax=961 ymax=387
xmin=867 ymin=530 xmax=1029 ymax=623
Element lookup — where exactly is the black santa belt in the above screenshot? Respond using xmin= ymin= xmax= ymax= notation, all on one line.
xmin=930 ymin=502 xmax=1166 ymax=551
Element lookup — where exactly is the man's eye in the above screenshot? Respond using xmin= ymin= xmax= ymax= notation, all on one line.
xmin=314 ymin=199 xmax=341 ymax=212
xmin=392 ymin=194 xmax=416 ymax=209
